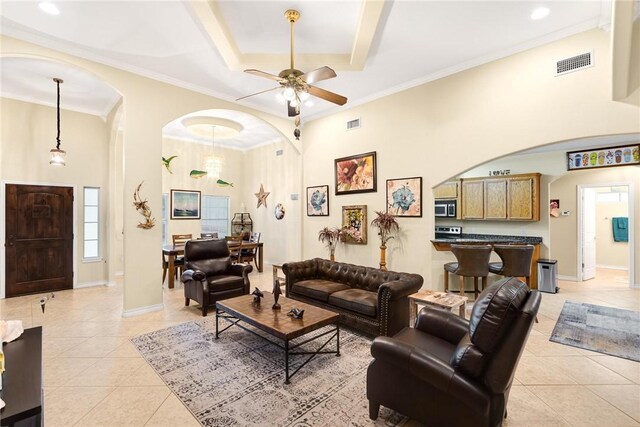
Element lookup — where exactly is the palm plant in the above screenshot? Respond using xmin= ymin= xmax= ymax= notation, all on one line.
xmin=371 ymin=211 xmax=399 ymax=270
xmin=318 ymin=227 xmax=343 ymax=261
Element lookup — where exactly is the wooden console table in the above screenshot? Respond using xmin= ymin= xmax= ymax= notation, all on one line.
xmin=0 ymin=326 xmax=43 ymax=427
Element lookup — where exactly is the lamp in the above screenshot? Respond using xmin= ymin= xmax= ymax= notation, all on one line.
xmin=49 ymin=77 xmax=66 ymax=166
xmin=205 ymin=125 xmax=224 ymax=180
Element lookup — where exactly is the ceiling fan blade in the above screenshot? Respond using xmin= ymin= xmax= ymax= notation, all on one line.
xmin=287 ymin=101 xmax=300 ymax=117
xmin=244 ymin=69 xmax=287 ymax=83
xmin=301 ymin=66 xmax=337 ymax=84
xmin=308 ymin=85 xmax=347 ymax=106
xmin=236 ymin=86 xmax=280 ymax=101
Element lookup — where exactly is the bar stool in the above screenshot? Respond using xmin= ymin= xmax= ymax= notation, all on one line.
xmin=488 ymin=245 xmax=534 ymax=286
xmin=444 ymin=244 xmax=493 ymax=299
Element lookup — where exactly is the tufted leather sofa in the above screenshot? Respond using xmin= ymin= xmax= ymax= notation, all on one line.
xmin=181 ymin=239 xmax=252 ymax=316
xmin=282 ymin=258 xmax=423 ymax=337
xmin=367 ymin=277 xmax=540 ymax=427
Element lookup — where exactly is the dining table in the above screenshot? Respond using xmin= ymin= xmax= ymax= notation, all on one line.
xmin=162 ymin=240 xmax=264 ymax=289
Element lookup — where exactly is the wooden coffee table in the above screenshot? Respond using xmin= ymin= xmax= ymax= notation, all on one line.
xmin=215 ymin=293 xmax=340 ymax=384
xmin=408 ymin=290 xmax=468 ymax=325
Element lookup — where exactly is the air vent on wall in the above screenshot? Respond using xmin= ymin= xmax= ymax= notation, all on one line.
xmin=276 ymin=149 xmax=284 ymax=156
xmin=346 ymin=118 xmax=361 ymax=130
xmin=555 ymin=51 xmax=593 ymax=76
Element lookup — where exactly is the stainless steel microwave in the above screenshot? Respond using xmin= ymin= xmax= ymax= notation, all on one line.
xmin=435 ymin=200 xmax=456 ymax=217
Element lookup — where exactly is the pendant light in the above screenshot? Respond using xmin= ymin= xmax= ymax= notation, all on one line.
xmin=205 ymin=125 xmax=223 ymax=180
xmin=49 ymin=77 xmax=66 ymax=166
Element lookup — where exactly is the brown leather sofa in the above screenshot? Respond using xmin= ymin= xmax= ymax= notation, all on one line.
xmin=282 ymin=258 xmax=423 ymax=337
xmin=181 ymin=239 xmax=252 ymax=316
xmin=367 ymin=277 xmax=540 ymax=427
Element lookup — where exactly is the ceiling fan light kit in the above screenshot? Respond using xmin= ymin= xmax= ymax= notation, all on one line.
xmin=237 ymin=9 xmax=347 ymax=119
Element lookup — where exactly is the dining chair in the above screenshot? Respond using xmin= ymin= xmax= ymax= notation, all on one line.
xmin=238 ymin=232 xmax=261 ymax=266
xmin=226 ymin=235 xmax=243 ymax=263
xmin=168 ymin=234 xmax=192 ymax=279
xmin=200 ymin=232 xmax=218 ymax=239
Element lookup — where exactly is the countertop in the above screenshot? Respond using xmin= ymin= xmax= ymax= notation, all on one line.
xmin=431 ymin=233 xmax=543 ymax=245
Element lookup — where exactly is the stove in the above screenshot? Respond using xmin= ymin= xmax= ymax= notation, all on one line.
xmin=435 ymin=226 xmax=462 ymax=239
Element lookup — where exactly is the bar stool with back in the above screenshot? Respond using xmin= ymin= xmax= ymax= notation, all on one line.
xmin=444 ymin=244 xmax=493 ymax=299
xmin=488 ymin=244 xmax=535 ymax=286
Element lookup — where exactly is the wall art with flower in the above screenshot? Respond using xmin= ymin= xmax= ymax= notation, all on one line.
xmin=386 ymin=177 xmax=422 ymax=217
xmin=334 ymin=152 xmax=377 ymax=195
xmin=342 ymin=205 xmax=367 ymax=244
xmin=306 ymin=185 xmax=329 ymax=216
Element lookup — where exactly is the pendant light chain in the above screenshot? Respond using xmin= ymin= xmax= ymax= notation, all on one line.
xmin=56 ymin=78 xmax=61 ymax=150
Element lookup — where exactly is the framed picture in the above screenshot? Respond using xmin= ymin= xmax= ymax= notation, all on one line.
xmin=386 ymin=177 xmax=422 ymax=217
xmin=567 ymin=144 xmax=639 ymax=171
xmin=170 ymin=190 xmax=201 ymax=220
xmin=306 ymin=185 xmax=329 ymax=216
xmin=334 ymin=151 xmax=377 ymax=195
xmin=342 ymin=205 xmax=367 ymax=244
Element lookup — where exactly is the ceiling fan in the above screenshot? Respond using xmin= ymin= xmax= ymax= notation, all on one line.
xmin=236 ymin=9 xmax=347 ymax=117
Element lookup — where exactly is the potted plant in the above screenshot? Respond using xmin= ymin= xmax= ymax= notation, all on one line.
xmin=318 ymin=227 xmax=343 ymax=261
xmin=371 ymin=211 xmax=399 ymax=270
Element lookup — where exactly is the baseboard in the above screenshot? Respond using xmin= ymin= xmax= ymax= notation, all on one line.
xmin=122 ymin=303 xmax=164 ymax=318
xmin=75 ymin=280 xmax=108 ymax=289
xmin=106 ymin=281 xmax=117 ymax=287
xmin=596 ymin=265 xmax=629 ymax=271
xmin=115 ymin=271 xmax=124 ymax=277
xmin=631 ymin=283 xmax=640 ymax=289
xmin=557 ymin=275 xmax=578 ymax=282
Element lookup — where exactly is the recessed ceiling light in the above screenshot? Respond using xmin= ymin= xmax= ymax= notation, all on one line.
xmin=38 ymin=2 xmax=60 ymax=15
xmin=530 ymin=7 xmax=550 ymax=20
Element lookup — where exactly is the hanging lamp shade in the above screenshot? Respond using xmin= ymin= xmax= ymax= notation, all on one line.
xmin=49 ymin=77 xmax=66 ymax=166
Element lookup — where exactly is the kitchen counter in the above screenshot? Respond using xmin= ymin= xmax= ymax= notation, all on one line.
xmin=430 ymin=233 xmax=543 ymax=245
xmin=431 ymin=234 xmax=543 ymax=289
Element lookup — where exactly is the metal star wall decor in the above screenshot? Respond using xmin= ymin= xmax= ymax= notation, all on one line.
xmin=255 ymin=184 xmax=270 ymax=208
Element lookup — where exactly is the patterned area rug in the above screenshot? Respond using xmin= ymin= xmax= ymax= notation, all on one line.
xmin=131 ymin=319 xmax=406 ymax=427
xmin=550 ymin=301 xmax=640 ymax=362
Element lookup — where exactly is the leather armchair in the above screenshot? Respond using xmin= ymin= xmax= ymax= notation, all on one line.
xmin=181 ymin=239 xmax=252 ymax=316
xmin=367 ymin=277 xmax=541 ymax=427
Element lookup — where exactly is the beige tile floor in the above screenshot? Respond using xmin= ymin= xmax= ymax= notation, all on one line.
xmin=1 ymin=267 xmax=638 ymax=426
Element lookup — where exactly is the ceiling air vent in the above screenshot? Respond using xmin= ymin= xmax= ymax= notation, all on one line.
xmin=346 ymin=118 xmax=361 ymax=130
xmin=555 ymin=51 xmax=593 ymax=76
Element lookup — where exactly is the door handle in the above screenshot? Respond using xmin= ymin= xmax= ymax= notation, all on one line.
xmin=7 ymin=235 xmax=15 ymax=246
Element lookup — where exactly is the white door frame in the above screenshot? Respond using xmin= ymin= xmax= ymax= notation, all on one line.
xmin=0 ymin=180 xmax=78 ymax=299
xmin=577 ymin=182 xmax=635 ymax=287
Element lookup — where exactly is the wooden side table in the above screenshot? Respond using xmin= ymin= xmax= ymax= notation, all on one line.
xmin=408 ymin=291 xmax=468 ymax=326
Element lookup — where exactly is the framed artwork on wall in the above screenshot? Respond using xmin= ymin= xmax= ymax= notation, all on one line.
xmin=386 ymin=177 xmax=422 ymax=217
xmin=342 ymin=205 xmax=367 ymax=244
xmin=334 ymin=151 xmax=377 ymax=195
xmin=567 ymin=144 xmax=639 ymax=171
xmin=170 ymin=189 xmax=201 ymax=220
xmin=306 ymin=185 xmax=329 ymax=216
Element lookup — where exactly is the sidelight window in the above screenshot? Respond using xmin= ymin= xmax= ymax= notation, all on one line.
xmin=83 ymin=187 xmax=100 ymax=259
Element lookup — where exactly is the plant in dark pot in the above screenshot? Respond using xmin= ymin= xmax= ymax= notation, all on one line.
xmin=371 ymin=211 xmax=399 ymax=270
xmin=318 ymin=227 xmax=343 ymax=261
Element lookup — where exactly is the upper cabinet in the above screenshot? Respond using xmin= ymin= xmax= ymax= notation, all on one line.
xmin=461 ymin=179 xmax=484 ymax=219
xmin=461 ymin=173 xmax=540 ymax=221
xmin=433 ymin=180 xmax=460 ymax=199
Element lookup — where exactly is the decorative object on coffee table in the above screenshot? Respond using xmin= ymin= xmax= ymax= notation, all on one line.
xmin=272 ymin=279 xmax=282 ymax=310
xmin=251 ymin=287 xmax=264 ymax=304
xmin=318 ymin=226 xmax=343 ymax=261
xmin=255 ymin=184 xmax=270 ymax=208
xmin=287 ymin=308 xmax=305 ymax=319
xmin=371 ymin=211 xmax=399 ymax=270
xmin=342 ymin=205 xmax=367 ymax=244
xmin=386 ymin=177 xmax=422 ymax=217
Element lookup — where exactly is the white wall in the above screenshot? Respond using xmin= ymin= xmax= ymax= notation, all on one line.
xmin=1 ymin=97 xmax=111 ymax=288
xmin=595 ymin=189 xmax=629 ymax=269
xmin=301 ymin=29 xmax=640 ymax=291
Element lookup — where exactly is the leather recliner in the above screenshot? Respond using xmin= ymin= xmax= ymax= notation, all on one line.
xmin=181 ymin=239 xmax=252 ymax=316
xmin=367 ymin=277 xmax=541 ymax=427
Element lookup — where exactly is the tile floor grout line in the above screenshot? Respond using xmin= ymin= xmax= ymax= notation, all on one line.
xmin=585 ymin=384 xmax=640 ymax=424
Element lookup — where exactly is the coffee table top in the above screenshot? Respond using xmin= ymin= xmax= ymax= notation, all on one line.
xmin=409 ymin=290 xmax=468 ymax=308
xmin=216 ymin=293 xmax=339 ymax=341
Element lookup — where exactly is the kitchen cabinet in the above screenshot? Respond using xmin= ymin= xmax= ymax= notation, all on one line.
xmin=461 ymin=179 xmax=484 ymax=219
xmin=461 ymin=173 xmax=540 ymax=221
xmin=433 ymin=180 xmax=460 ymax=199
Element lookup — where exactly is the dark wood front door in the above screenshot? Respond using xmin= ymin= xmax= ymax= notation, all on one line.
xmin=5 ymin=184 xmax=74 ymax=297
